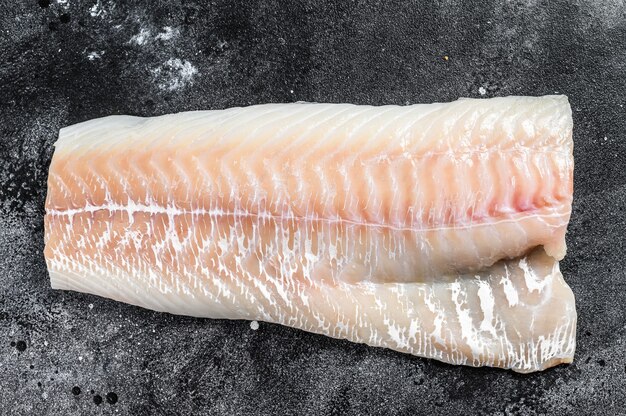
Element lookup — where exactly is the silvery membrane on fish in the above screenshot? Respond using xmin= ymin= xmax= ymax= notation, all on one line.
xmin=44 ymin=95 xmax=576 ymax=372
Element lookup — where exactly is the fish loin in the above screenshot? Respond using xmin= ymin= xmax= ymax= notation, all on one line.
xmin=44 ymin=95 xmax=576 ymax=372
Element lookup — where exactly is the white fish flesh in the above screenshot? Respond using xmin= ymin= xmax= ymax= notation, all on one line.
xmin=44 ymin=95 xmax=576 ymax=372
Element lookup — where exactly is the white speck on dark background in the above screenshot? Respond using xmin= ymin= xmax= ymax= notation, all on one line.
xmin=86 ymin=50 xmax=104 ymax=61
xmin=129 ymin=28 xmax=151 ymax=46
xmin=89 ymin=0 xmax=110 ymax=17
xmin=156 ymin=27 xmax=179 ymax=41
xmin=151 ymin=58 xmax=198 ymax=91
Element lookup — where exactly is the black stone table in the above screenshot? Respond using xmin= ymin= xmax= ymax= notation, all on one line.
xmin=1 ymin=1 xmax=625 ymax=414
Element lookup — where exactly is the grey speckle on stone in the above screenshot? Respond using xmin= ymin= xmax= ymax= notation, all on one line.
xmin=1 ymin=0 xmax=626 ymax=415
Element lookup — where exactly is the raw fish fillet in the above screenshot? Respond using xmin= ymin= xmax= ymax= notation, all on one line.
xmin=44 ymin=95 xmax=576 ymax=372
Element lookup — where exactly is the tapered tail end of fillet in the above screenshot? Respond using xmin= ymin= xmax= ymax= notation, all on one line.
xmin=55 ymin=115 xmax=147 ymax=149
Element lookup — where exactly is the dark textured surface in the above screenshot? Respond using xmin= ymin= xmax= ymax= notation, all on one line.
xmin=1 ymin=0 xmax=625 ymax=414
